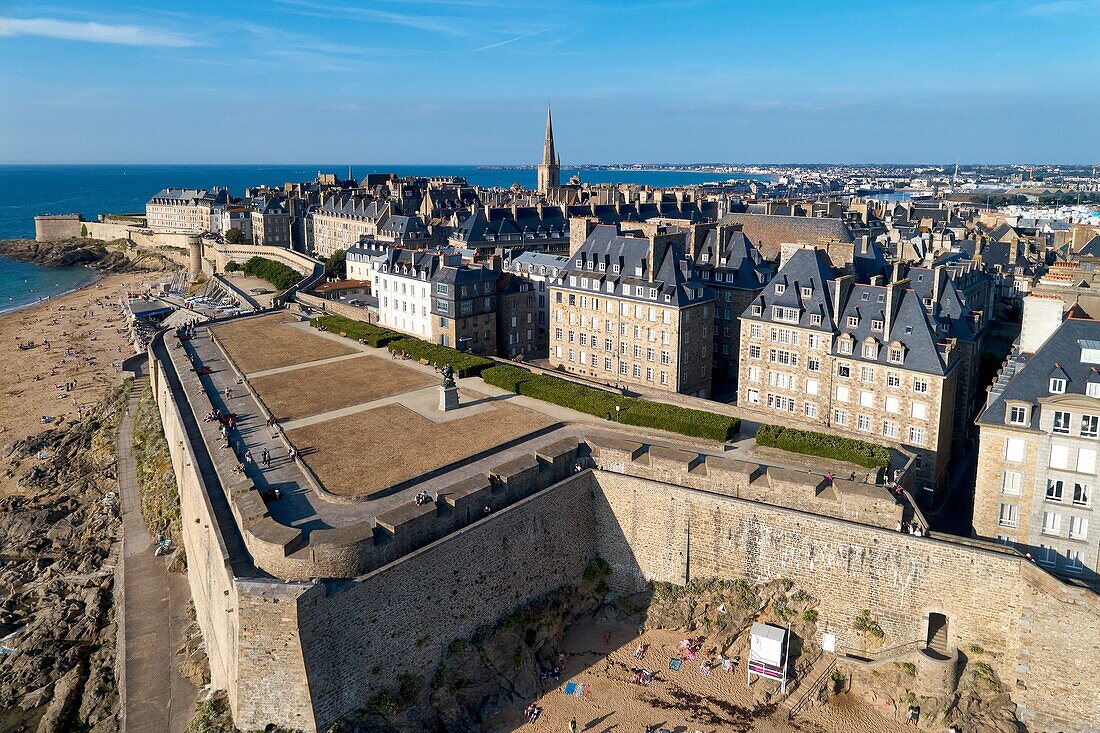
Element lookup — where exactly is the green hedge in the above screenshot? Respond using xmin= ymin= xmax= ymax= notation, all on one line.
xmin=388 ymin=338 xmax=493 ymax=378
xmin=482 ymin=364 xmax=739 ymax=442
xmin=240 ymin=256 xmax=302 ymax=292
xmin=310 ymin=315 xmax=401 ymax=347
xmin=755 ymin=424 xmax=890 ymax=468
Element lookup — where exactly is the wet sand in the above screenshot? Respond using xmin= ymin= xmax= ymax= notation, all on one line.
xmin=0 ymin=272 xmax=150 ymax=497
xmin=500 ymin=617 xmax=915 ymax=733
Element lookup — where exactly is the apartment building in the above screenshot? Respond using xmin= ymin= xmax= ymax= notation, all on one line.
xmin=505 ymin=251 xmax=568 ymax=357
xmin=548 ymin=224 xmax=714 ymax=397
xmin=691 ymin=223 xmax=772 ymax=385
xmin=312 ymin=195 xmax=389 ymax=258
xmin=369 ymin=248 xmax=453 ymax=339
xmin=974 ymin=312 xmax=1100 ymax=584
xmin=738 ymin=246 xmax=960 ymax=492
xmin=250 ymin=196 xmax=291 ymax=247
xmin=431 ymin=262 xmax=498 ymax=355
xmin=146 ymin=188 xmax=229 ymax=233
xmin=497 ymin=272 xmax=540 ymax=359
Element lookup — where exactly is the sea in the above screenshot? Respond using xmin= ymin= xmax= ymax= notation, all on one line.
xmin=0 ymin=164 xmax=767 ymax=314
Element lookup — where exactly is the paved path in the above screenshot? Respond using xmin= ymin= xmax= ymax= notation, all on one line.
xmin=118 ymin=378 xmax=198 ymax=733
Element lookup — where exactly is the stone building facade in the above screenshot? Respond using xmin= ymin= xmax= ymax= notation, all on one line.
xmin=369 ymin=248 xmax=452 ymax=339
xmin=974 ymin=314 xmax=1100 ymax=584
xmin=430 ymin=260 xmax=498 ymax=355
xmin=738 ymin=246 xmax=960 ymax=493
xmin=146 ymin=188 xmax=229 ymax=233
xmin=548 ymin=224 xmax=714 ymax=397
xmin=496 ymin=272 xmax=540 ymax=359
xmin=312 ymin=196 xmax=389 ymax=258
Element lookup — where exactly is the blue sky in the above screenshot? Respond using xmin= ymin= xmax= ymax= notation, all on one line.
xmin=1 ymin=0 xmax=1098 ymax=164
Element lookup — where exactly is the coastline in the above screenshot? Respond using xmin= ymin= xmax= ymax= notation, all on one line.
xmin=0 ymin=260 xmax=104 ymax=317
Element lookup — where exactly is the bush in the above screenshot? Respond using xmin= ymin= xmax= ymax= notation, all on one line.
xmin=224 ymin=227 xmax=244 ymax=244
xmin=481 ymin=364 xmax=739 ymax=441
xmin=240 ymin=255 xmax=302 ymax=292
xmin=388 ymin=338 xmax=493 ymax=377
xmin=311 ymin=315 xmax=402 ymax=347
xmin=755 ymin=424 xmax=890 ymax=469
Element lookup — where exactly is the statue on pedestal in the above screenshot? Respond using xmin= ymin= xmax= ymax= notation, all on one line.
xmin=441 ymin=363 xmax=456 ymax=388
xmin=439 ymin=363 xmax=459 ymax=412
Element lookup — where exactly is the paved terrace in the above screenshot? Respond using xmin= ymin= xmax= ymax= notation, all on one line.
xmin=162 ymin=312 xmax=920 ymax=579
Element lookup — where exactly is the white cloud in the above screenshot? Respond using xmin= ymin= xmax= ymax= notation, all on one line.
xmin=0 ymin=16 xmax=198 ymax=47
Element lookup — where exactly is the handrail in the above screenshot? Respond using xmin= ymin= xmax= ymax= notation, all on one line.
xmin=836 ymin=638 xmax=925 ymax=662
xmin=788 ymin=656 xmax=837 ymax=719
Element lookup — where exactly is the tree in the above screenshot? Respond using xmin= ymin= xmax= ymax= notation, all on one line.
xmin=80 ymin=224 xmax=88 ymax=238
xmin=325 ymin=249 xmax=347 ymax=280
xmin=224 ymin=227 xmax=244 ymax=244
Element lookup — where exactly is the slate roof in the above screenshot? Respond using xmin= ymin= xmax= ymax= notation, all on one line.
xmin=555 ymin=225 xmax=711 ymax=308
xmin=378 ymin=214 xmax=428 ymax=239
xmin=720 ymin=213 xmax=854 ymax=261
xmin=745 ymin=247 xmax=952 ymax=376
xmin=980 ymin=317 xmax=1100 ymax=427
xmin=317 ymin=195 xmax=388 ymax=220
xmin=1076 ymin=235 xmax=1100 ymax=259
xmin=693 ymin=228 xmax=772 ymax=290
xmin=507 ymin=251 xmax=568 ymax=277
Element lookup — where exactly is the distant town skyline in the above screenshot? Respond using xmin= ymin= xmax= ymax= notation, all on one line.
xmin=1 ymin=0 xmax=1098 ymax=165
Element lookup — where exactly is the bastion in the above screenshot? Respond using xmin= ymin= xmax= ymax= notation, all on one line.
xmin=148 ymin=315 xmax=1100 ymax=733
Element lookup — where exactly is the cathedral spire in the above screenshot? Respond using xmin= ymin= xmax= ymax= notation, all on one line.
xmin=537 ymin=105 xmax=560 ymax=196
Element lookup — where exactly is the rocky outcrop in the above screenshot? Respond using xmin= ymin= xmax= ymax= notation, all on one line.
xmin=0 ymin=386 xmax=127 ymax=731
xmin=0 ymin=238 xmax=173 ymax=274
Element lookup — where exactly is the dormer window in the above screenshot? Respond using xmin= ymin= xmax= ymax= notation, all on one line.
xmin=847 ymin=316 xmax=860 ymax=328
xmin=877 ymin=294 xmax=885 ymax=303
xmin=838 ymin=339 xmax=853 ymax=355
xmin=751 ymin=304 xmax=763 ymax=316
xmin=575 ymin=259 xmax=582 ymax=267
xmin=612 ymin=265 xmax=620 ymax=274
xmin=1050 ymin=378 xmax=1067 ymax=394
xmin=871 ymin=319 xmax=884 ymax=332
xmin=635 ymin=266 xmax=643 ymax=276
xmin=863 ymin=342 xmax=877 ymax=359
xmin=775 ymin=284 xmax=786 ymax=295
xmin=648 ymin=288 xmax=658 ymax=299
xmin=810 ymin=314 xmax=822 ymax=326
xmin=701 ymin=253 xmax=710 ymax=262
xmin=1009 ymin=405 xmax=1028 ymax=425
xmin=664 ymin=294 xmax=672 ymax=302
xmin=1088 ymin=382 xmax=1100 ymax=398
xmin=801 ymin=286 xmax=813 ymax=297
xmin=888 ymin=346 xmax=904 ymax=364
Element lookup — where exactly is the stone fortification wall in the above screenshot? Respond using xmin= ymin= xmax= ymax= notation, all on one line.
xmin=34 ymin=214 xmax=84 ymax=241
xmin=591 ymin=471 xmax=1100 ymax=733
xmin=291 ymin=471 xmax=599 ymax=731
xmin=589 ymin=435 xmax=904 ymax=528
xmin=212 ymin=242 xmax=318 ymax=276
xmin=296 ymin=291 xmax=376 ymax=323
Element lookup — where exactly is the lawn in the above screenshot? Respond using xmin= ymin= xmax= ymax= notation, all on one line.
xmin=211 ymin=313 xmax=357 ymax=374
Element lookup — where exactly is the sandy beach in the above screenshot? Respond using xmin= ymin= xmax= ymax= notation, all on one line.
xmin=501 ymin=617 xmax=917 ymax=733
xmin=0 ymin=271 xmax=150 ymax=497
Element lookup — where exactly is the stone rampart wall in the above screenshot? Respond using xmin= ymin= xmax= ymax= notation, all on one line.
xmin=296 ymin=292 xmax=376 ymax=323
xmin=293 ymin=471 xmax=600 ymax=731
xmin=34 ymin=214 xmax=83 ymax=241
xmin=591 ymin=471 xmax=1100 ymax=733
xmin=212 ymin=242 xmax=318 ymax=276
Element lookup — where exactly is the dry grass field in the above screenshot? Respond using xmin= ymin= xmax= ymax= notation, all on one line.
xmin=250 ymin=356 xmax=434 ymax=421
xmin=211 ymin=313 xmax=356 ymax=373
xmin=288 ymin=397 xmax=553 ymax=496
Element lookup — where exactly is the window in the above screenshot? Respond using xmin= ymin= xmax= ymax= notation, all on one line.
xmin=810 ymin=313 xmax=822 ymax=326
xmin=847 ymin=316 xmax=859 ymax=328
xmin=835 ymin=386 xmax=850 ymax=402
xmin=1088 ymin=382 xmax=1100 ymax=398
xmin=807 ymin=334 xmax=822 ymax=349
xmin=1002 ymin=471 xmax=1022 ymax=495
xmin=1066 ymin=550 xmax=1084 ymax=574
xmin=807 ymin=357 xmax=821 ymax=372
xmin=1074 ymin=482 xmax=1091 ymax=506
xmin=774 ymin=283 xmax=786 ymax=294
xmin=619 ymin=362 xmax=628 ymax=375
xmin=833 ymin=409 xmax=849 ymax=426
xmin=857 ymin=415 xmax=872 ymax=432
xmin=804 ymin=403 xmax=818 ymax=418
xmin=1042 ymin=511 xmax=1061 ymax=535
xmin=837 ymin=363 xmax=851 ymax=378
xmin=1047 ymin=479 xmax=1065 ymax=502
xmin=1078 ymin=448 xmax=1096 ymax=473
xmin=1005 ymin=438 xmax=1025 ymax=463
xmin=749 ymin=345 xmax=761 ymax=359
xmin=1009 ymin=406 xmax=1028 ymax=425
xmin=887 ymin=372 xmax=901 ymax=388
xmin=908 ymin=427 xmax=925 ymax=445
xmin=860 ymin=367 xmax=875 ymax=383
xmin=1053 ymin=411 xmax=1071 ymax=434
xmin=632 ymin=364 xmax=641 ymax=378
xmin=997 ymin=503 xmax=1019 ymax=528
xmin=863 ymin=343 xmax=877 ymax=359
xmin=746 ymin=388 xmax=760 ymax=404
xmin=1081 ymin=415 xmax=1100 ymax=438
xmin=1050 ymin=378 xmax=1067 ymax=394
xmin=883 ymin=421 xmax=898 ymax=439
xmin=773 ymin=306 xmax=799 ymax=323
xmin=885 ymin=396 xmax=900 ymax=413
xmin=660 ymin=371 xmax=668 ymax=385
xmin=750 ymin=324 xmax=762 ymax=338
xmin=806 ymin=379 xmax=819 ymax=396
xmin=859 ymin=390 xmax=874 ymax=408
xmin=914 ymin=378 xmax=929 ymax=394
xmin=1049 ymin=444 xmax=1069 ymax=469
xmin=838 ymin=339 xmax=852 ymax=355
xmin=911 ymin=402 xmax=927 ymax=420
xmin=1069 ymin=516 xmax=1088 ymax=540
xmin=751 ymin=304 xmax=762 ymax=316
xmin=871 ymin=319 xmax=884 ymax=332
xmin=1037 ymin=545 xmax=1057 ymax=567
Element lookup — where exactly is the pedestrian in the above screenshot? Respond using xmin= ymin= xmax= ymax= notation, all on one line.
xmin=289 ymin=447 xmax=297 ymax=462
xmin=245 ymin=449 xmax=253 ymax=465
xmin=569 ymin=718 xmax=577 ymax=733
xmin=224 ymin=386 xmax=233 ymax=399
xmin=262 ymin=448 xmax=271 ymax=466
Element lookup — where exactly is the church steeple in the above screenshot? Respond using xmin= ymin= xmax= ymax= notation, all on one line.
xmin=537 ymin=105 xmax=560 ymax=196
